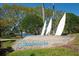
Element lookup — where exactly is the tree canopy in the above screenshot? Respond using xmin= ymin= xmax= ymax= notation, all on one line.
xmin=0 ymin=4 xmax=79 ymax=38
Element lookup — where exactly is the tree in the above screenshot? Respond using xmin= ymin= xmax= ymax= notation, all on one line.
xmin=0 ymin=4 xmax=26 ymax=38
xmin=63 ymin=13 xmax=79 ymax=34
xmin=20 ymin=14 xmax=43 ymax=35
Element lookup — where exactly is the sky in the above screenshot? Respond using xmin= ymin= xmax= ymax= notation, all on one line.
xmin=0 ymin=3 xmax=79 ymax=16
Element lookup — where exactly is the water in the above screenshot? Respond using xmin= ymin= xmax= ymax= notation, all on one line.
xmin=21 ymin=33 xmax=33 ymax=37
xmin=17 ymin=32 xmax=33 ymax=37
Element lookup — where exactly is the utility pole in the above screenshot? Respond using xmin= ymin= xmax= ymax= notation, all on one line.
xmin=52 ymin=3 xmax=55 ymax=35
xmin=42 ymin=3 xmax=45 ymax=22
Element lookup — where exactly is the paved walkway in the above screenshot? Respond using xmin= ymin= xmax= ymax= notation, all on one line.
xmin=0 ymin=39 xmax=19 ymax=41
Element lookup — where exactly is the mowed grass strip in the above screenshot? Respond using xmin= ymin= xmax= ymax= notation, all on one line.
xmin=8 ymin=47 xmax=79 ymax=56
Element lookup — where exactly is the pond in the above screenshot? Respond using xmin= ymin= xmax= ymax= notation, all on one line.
xmin=18 ymin=32 xmax=33 ymax=37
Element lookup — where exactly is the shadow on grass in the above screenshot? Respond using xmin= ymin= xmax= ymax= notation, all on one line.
xmin=30 ymin=53 xmax=36 ymax=56
xmin=0 ymin=47 xmax=14 ymax=56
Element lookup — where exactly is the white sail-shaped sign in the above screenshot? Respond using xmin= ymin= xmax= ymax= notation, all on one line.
xmin=46 ymin=18 xmax=52 ymax=35
xmin=41 ymin=20 xmax=47 ymax=35
xmin=55 ymin=13 xmax=66 ymax=35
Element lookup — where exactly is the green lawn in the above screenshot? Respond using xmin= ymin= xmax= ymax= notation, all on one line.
xmin=7 ymin=33 xmax=79 ymax=56
xmin=8 ymin=47 xmax=79 ymax=56
xmin=1 ymin=41 xmax=12 ymax=48
xmin=1 ymin=41 xmax=15 ymax=48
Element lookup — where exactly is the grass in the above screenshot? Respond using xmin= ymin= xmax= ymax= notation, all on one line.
xmin=1 ymin=40 xmax=15 ymax=48
xmin=7 ymin=47 xmax=79 ymax=56
xmin=7 ymin=33 xmax=79 ymax=56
